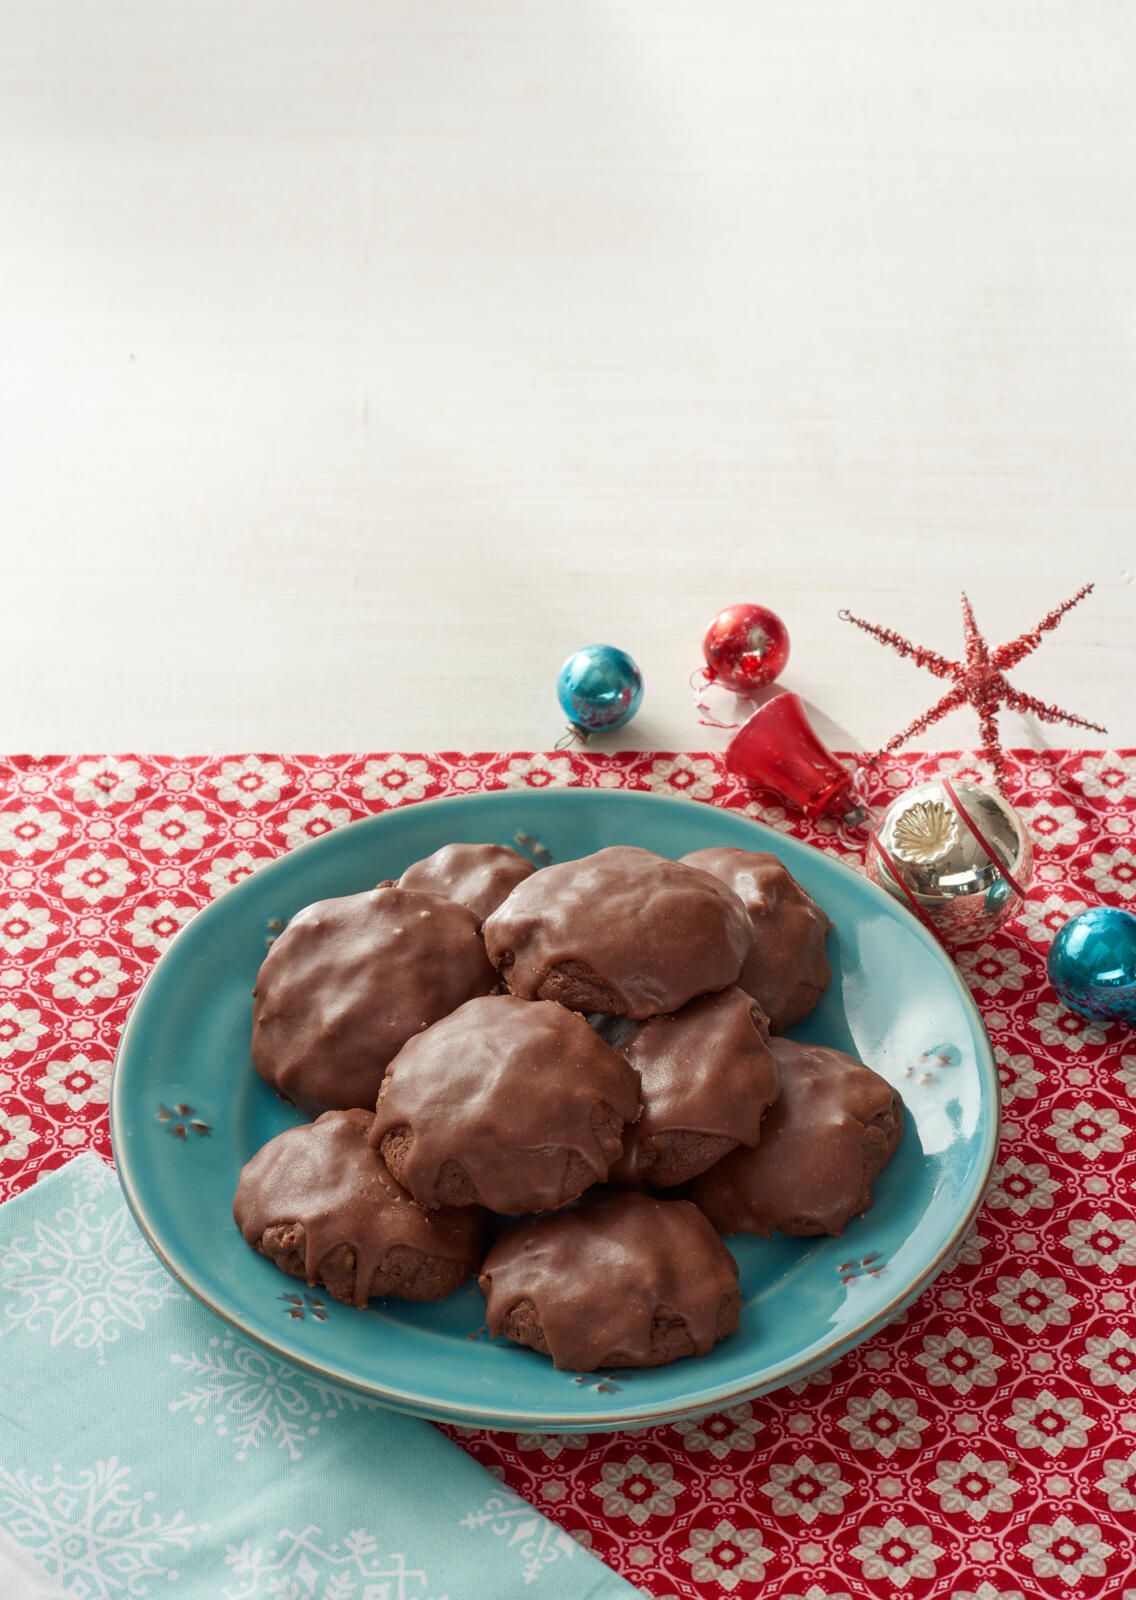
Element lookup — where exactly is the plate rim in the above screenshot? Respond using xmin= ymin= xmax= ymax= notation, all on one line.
xmin=110 ymin=786 xmax=1000 ymax=1430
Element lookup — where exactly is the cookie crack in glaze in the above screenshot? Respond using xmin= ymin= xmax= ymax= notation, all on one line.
xmin=252 ymin=886 xmax=496 ymax=1115
xmin=479 ymin=1190 xmax=740 ymax=1371
xmin=371 ymin=996 xmax=641 ymax=1214
xmin=482 ymin=845 xmax=754 ymax=1019
xmin=610 ymin=987 xmax=781 ymax=1188
xmin=234 ymin=1109 xmax=486 ymax=1308
xmin=689 ymin=1039 xmax=904 ymax=1238
xmin=681 ymin=847 xmax=833 ymax=1032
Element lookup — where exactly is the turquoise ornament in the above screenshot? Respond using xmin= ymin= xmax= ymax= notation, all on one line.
xmin=1048 ymin=906 xmax=1136 ymax=1025
xmin=557 ymin=644 xmax=643 ymax=737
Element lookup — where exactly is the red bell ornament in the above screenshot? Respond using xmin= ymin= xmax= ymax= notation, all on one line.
xmin=725 ymin=692 xmax=864 ymax=823
xmin=702 ymin=604 xmax=790 ymax=695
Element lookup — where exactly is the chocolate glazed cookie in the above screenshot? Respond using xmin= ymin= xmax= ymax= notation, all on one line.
xmin=480 ymin=1189 xmax=741 ymax=1371
xmin=681 ymin=847 xmax=833 ymax=1032
xmin=689 ymin=1039 xmax=904 ymax=1237
xmin=482 ymin=845 xmax=754 ymax=1019
xmin=391 ymin=842 xmax=535 ymax=926
xmin=371 ymin=995 xmax=642 ymax=1214
xmin=252 ymin=886 xmax=497 ymax=1115
xmin=234 ymin=1110 xmax=487 ymax=1308
xmin=608 ymin=987 xmax=781 ymax=1188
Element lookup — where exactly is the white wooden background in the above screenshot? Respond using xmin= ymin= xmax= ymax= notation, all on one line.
xmin=2 ymin=1 xmax=1133 ymax=756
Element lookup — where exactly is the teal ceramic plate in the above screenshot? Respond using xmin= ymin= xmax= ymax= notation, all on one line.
xmin=111 ymin=790 xmax=998 ymax=1433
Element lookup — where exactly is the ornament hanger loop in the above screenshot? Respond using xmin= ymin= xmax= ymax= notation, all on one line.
xmin=689 ymin=667 xmax=742 ymax=731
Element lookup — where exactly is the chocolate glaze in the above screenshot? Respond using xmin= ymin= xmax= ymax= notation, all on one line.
xmin=396 ymin=842 xmax=535 ymax=926
xmin=252 ymin=886 xmax=497 ymax=1116
xmin=480 ymin=1188 xmax=740 ymax=1371
xmin=483 ymin=846 xmax=754 ymax=1020
xmin=689 ymin=1039 xmax=903 ymax=1237
xmin=371 ymin=995 xmax=642 ymax=1214
xmin=681 ymin=847 xmax=833 ymax=1031
xmin=609 ymin=987 xmax=780 ymax=1187
xmin=233 ymin=1110 xmax=486 ymax=1307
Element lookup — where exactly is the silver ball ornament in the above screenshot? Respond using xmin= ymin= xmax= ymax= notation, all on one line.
xmin=866 ymin=779 xmax=1033 ymax=946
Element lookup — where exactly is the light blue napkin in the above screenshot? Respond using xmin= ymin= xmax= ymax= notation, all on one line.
xmin=0 ymin=1156 xmax=635 ymax=1600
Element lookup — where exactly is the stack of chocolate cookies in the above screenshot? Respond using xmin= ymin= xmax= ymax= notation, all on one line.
xmin=236 ymin=841 xmax=904 ymax=1372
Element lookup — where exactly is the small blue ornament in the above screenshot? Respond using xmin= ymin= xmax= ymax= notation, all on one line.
xmin=1048 ymin=905 xmax=1136 ymax=1025
xmin=557 ymin=644 xmax=644 ymax=737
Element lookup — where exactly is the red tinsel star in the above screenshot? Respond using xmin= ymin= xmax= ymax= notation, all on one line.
xmin=840 ymin=584 xmax=1106 ymax=784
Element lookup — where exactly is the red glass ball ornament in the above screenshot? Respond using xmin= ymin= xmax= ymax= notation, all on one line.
xmin=702 ymin=604 xmax=790 ymax=694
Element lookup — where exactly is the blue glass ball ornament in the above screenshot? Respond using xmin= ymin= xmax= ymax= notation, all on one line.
xmin=1047 ymin=905 xmax=1136 ymax=1025
xmin=556 ymin=644 xmax=644 ymax=737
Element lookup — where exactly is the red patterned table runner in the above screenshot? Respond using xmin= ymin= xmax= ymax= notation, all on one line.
xmin=1 ymin=750 xmax=1134 ymax=1599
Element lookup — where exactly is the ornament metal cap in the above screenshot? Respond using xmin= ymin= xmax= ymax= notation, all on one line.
xmin=724 ymin=692 xmax=863 ymax=823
